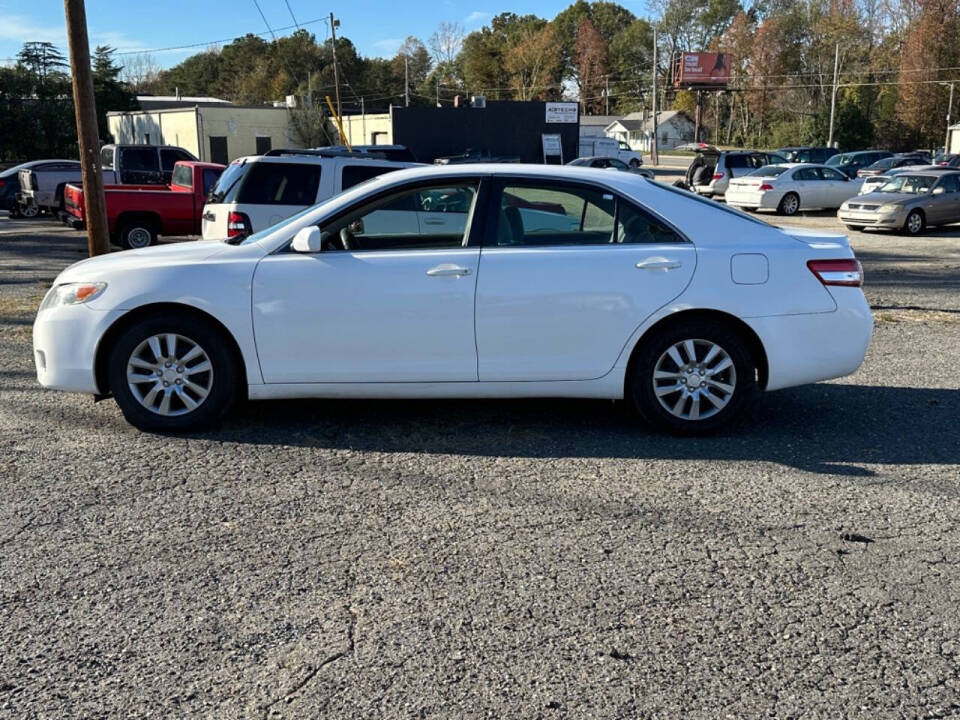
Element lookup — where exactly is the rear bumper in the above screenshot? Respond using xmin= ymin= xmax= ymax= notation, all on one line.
xmin=745 ymin=289 xmax=873 ymax=392
xmin=58 ymin=210 xmax=85 ymax=230
xmin=726 ymin=190 xmax=780 ymax=210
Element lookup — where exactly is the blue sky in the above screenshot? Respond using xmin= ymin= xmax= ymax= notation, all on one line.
xmin=0 ymin=0 xmax=644 ymax=69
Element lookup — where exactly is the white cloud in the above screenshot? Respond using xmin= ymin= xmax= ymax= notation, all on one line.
xmin=0 ymin=14 xmax=66 ymax=45
xmin=463 ymin=11 xmax=493 ymax=26
xmin=372 ymin=37 xmax=403 ymax=54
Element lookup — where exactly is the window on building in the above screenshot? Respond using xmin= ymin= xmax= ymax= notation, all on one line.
xmin=209 ymin=136 xmax=229 ymax=165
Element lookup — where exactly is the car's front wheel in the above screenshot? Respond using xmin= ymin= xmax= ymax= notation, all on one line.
xmin=107 ymin=314 xmax=239 ymax=432
xmin=903 ymin=209 xmax=925 ymax=236
xmin=19 ymin=202 xmax=39 ymax=219
xmin=629 ymin=321 xmax=755 ymax=434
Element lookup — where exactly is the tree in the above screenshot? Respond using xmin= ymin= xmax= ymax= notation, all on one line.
xmin=608 ymin=19 xmax=653 ymax=112
xmin=504 ymin=24 xmax=563 ymax=100
xmin=121 ymin=53 xmax=161 ymax=93
xmin=575 ymin=17 xmax=608 ymax=114
xmin=394 ymin=37 xmax=432 ymax=102
xmin=91 ymin=46 xmax=138 ymax=141
xmin=288 ymin=104 xmax=336 ymax=146
xmin=16 ymin=42 xmax=67 ymax=84
xmin=429 ymin=22 xmax=465 ymax=65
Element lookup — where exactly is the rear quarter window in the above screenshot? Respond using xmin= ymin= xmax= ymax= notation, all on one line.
xmin=207 ymin=162 xmax=248 ymax=204
xmin=171 ymin=165 xmax=193 ymax=188
xmin=341 ymin=164 xmax=401 ymax=190
xmin=236 ymin=162 xmax=322 ymax=205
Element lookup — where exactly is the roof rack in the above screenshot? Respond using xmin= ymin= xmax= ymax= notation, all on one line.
xmin=262 ymin=147 xmax=388 ymax=160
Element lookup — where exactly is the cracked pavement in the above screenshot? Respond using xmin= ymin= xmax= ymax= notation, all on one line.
xmin=1 ymin=212 xmax=959 ymax=718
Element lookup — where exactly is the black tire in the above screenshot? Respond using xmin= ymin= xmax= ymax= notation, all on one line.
xmin=844 ymin=224 xmax=865 ymax=231
xmin=628 ymin=321 xmax=755 ymax=435
xmin=629 ymin=158 xmax=641 ymax=168
xmin=107 ymin=314 xmax=239 ymax=433
xmin=19 ymin=202 xmax=40 ymax=219
xmin=119 ymin=221 xmax=157 ymax=250
xmin=777 ymin=192 xmax=800 ymax=216
xmin=902 ymin=209 xmax=925 ymax=236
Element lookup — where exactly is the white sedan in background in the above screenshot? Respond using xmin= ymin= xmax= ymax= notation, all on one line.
xmin=33 ymin=165 xmax=872 ymax=435
xmin=726 ymin=164 xmax=863 ymax=215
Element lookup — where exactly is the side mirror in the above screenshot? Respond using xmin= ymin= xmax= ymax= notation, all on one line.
xmin=291 ymin=226 xmax=323 ymax=253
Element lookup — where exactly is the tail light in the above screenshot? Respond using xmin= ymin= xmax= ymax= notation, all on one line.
xmin=0 ymin=180 xmax=5 ymax=188
xmin=713 ymin=172 xmax=724 ymax=180
xmin=226 ymin=211 xmax=252 ymax=239
xmin=758 ymin=183 xmax=774 ymax=191
xmin=807 ymin=259 xmax=863 ymax=287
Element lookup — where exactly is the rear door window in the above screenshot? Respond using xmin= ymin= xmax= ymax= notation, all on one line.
xmin=495 ymin=183 xmax=614 ymax=246
xmin=236 ymin=162 xmax=322 ymax=205
xmin=341 ymin=164 xmax=401 ymax=190
xmin=724 ymin=154 xmax=748 ymax=169
xmin=161 ymin=148 xmax=195 ymax=172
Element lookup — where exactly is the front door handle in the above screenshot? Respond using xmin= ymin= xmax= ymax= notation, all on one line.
xmin=636 ymin=258 xmax=681 ymax=271
xmin=426 ymin=264 xmax=471 ymax=277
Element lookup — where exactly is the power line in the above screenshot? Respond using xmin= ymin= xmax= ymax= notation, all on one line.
xmin=282 ymin=0 xmax=301 ymax=28
xmin=108 ymin=16 xmax=328 ymax=57
xmin=252 ymin=0 xmax=278 ymax=40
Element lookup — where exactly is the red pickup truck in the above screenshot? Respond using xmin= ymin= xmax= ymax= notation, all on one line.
xmin=63 ymin=161 xmax=225 ymax=250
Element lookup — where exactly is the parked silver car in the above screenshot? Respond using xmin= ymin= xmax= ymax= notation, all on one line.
xmin=691 ymin=150 xmax=787 ymax=198
xmin=838 ymin=171 xmax=960 ymax=234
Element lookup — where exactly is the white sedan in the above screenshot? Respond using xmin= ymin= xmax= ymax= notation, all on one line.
xmin=33 ymin=165 xmax=873 ymax=435
xmin=726 ymin=163 xmax=864 ymax=215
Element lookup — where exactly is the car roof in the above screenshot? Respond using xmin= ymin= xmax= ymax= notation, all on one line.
xmin=889 ymin=170 xmax=957 ymax=178
xmin=230 ymin=154 xmax=418 ymax=167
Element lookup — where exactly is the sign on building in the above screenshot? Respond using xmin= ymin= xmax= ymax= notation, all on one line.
xmin=542 ymin=133 xmax=563 ymax=163
xmin=545 ymin=102 xmax=579 ymax=124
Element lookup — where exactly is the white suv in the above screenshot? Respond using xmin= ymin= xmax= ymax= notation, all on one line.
xmin=201 ymin=149 xmax=420 ymax=240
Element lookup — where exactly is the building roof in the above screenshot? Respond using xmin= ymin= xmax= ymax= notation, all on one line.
xmin=135 ymin=95 xmax=232 ymax=110
xmin=580 ymin=115 xmax=620 ymax=127
xmin=607 ymin=110 xmax=691 ymax=133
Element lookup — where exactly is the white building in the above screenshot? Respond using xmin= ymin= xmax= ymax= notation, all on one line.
xmin=107 ymin=97 xmax=301 ymax=164
xmin=948 ymin=122 xmax=960 ymax=154
xmin=579 ymin=115 xmax=620 ymax=140
xmin=605 ymin=110 xmax=696 ymax=152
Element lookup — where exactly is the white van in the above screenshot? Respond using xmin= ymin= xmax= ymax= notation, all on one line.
xmin=578 ymin=137 xmax=643 ymax=167
xmin=201 ymin=149 xmax=419 ymax=240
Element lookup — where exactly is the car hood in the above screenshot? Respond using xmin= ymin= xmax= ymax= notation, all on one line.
xmin=55 ymin=240 xmax=247 ymax=284
xmin=852 ymin=192 xmax=919 ymax=205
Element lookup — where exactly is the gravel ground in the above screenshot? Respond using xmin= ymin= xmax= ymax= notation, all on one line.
xmin=1 ymin=211 xmax=959 ymax=719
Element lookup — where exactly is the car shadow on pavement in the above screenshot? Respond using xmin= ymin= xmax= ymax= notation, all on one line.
xmin=210 ymin=383 xmax=960 ymax=478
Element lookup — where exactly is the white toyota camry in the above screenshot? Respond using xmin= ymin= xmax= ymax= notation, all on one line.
xmin=726 ymin=163 xmax=864 ymax=215
xmin=33 ymin=165 xmax=873 ymax=434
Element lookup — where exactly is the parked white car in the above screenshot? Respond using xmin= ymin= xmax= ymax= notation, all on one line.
xmin=726 ymin=163 xmax=863 ymax=215
xmin=33 ymin=164 xmax=872 ymax=435
xmin=201 ymin=149 xmax=420 ymax=240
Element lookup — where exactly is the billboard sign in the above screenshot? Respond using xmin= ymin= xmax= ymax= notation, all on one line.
xmin=675 ymin=52 xmax=731 ymax=88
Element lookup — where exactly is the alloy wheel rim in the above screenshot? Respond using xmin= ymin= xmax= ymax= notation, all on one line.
xmin=126 ymin=333 xmax=213 ymax=416
xmin=128 ymin=228 xmax=152 ymax=248
xmin=908 ymin=213 xmax=921 ymax=233
xmin=21 ymin=204 xmax=39 ymax=218
xmin=652 ymin=339 xmax=737 ymax=421
xmin=784 ymin=195 xmax=798 ymax=214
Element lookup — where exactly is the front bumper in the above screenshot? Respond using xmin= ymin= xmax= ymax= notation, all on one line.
xmin=33 ymin=303 xmax=124 ymax=394
xmin=745 ymin=288 xmax=873 ymax=392
xmin=837 ymin=208 xmax=904 ymax=227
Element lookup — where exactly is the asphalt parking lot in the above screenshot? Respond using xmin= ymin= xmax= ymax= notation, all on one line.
xmin=2 ymin=205 xmax=959 ymax=718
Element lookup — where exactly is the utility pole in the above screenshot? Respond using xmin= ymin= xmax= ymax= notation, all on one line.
xmin=361 ymin=97 xmax=366 ymax=143
xmin=827 ymin=42 xmax=839 ymax=148
xmin=945 ymin=81 xmax=955 ymax=153
xmin=651 ymin=28 xmax=658 ymax=166
xmin=605 ymin=75 xmax=610 ymax=115
xmin=329 ymin=13 xmax=342 ymax=120
xmin=436 ymin=75 xmax=440 ymax=107
xmin=404 ymin=56 xmax=410 ymax=107
xmin=64 ymin=0 xmax=109 ymax=257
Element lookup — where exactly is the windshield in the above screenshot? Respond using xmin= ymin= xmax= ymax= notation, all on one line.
xmin=877 ymin=175 xmax=936 ymax=194
xmin=749 ymin=166 xmax=788 ymax=177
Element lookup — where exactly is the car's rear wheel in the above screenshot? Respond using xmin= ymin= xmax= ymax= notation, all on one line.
xmin=778 ymin=192 xmax=800 ymax=216
xmin=19 ymin=202 xmax=39 ymax=219
xmin=107 ymin=315 xmax=239 ymax=432
xmin=903 ymin=209 xmax=925 ymax=236
xmin=119 ymin=221 xmax=157 ymax=250
xmin=629 ymin=158 xmax=640 ymax=168
xmin=629 ymin=321 xmax=755 ymax=435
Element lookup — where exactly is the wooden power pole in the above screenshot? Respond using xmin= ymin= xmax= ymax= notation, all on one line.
xmin=64 ymin=0 xmax=109 ymax=256
xmin=329 ymin=13 xmax=342 ymax=120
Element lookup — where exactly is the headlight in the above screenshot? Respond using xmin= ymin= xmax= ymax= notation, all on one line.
xmin=878 ymin=204 xmax=899 ymax=215
xmin=39 ymin=282 xmax=107 ymax=310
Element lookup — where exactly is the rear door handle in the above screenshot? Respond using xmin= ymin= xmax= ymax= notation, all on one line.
xmin=426 ymin=264 xmax=471 ymax=277
xmin=422 ymin=218 xmax=445 ymax=225
xmin=636 ymin=258 xmax=681 ymax=270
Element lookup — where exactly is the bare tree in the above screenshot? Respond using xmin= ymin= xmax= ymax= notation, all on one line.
xmin=429 ymin=22 xmax=465 ymax=65
xmin=121 ymin=53 xmax=160 ymax=92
